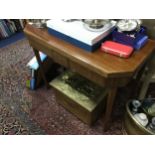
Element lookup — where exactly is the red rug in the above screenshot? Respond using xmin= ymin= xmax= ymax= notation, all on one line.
xmin=1 ymin=39 xmax=144 ymax=134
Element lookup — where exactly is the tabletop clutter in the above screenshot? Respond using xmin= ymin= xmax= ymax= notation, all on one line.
xmin=101 ymin=19 xmax=148 ymax=58
xmin=46 ymin=19 xmax=149 ymax=58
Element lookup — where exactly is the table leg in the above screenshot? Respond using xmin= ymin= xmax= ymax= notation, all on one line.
xmin=33 ymin=48 xmax=50 ymax=89
xmin=103 ymin=86 xmax=117 ymax=131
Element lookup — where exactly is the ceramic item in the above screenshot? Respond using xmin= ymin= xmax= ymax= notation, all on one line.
xmin=117 ymin=19 xmax=141 ymax=32
xmin=147 ymin=117 xmax=155 ymax=131
xmin=131 ymin=100 xmax=141 ymax=114
xmin=134 ymin=113 xmax=148 ymax=127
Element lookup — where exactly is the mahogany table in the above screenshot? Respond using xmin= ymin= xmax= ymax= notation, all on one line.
xmin=24 ymin=24 xmax=155 ymax=131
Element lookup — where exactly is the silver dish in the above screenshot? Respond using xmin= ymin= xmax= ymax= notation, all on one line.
xmin=82 ymin=19 xmax=110 ymax=29
xmin=62 ymin=19 xmax=111 ymax=32
xmin=117 ymin=19 xmax=142 ymax=32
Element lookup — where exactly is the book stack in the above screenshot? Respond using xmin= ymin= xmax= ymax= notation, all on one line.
xmin=0 ymin=19 xmax=25 ymax=40
xmin=26 ymin=52 xmax=52 ymax=90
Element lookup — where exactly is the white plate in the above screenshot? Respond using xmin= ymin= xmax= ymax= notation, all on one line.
xmin=117 ymin=19 xmax=138 ymax=32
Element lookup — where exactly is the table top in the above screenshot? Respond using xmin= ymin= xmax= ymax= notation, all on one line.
xmin=24 ymin=24 xmax=155 ymax=78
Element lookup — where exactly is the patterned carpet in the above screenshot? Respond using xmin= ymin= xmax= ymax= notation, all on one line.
xmin=1 ymin=38 xmax=150 ymax=135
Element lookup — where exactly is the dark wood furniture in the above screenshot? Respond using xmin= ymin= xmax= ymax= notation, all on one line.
xmin=24 ymin=24 xmax=155 ymax=131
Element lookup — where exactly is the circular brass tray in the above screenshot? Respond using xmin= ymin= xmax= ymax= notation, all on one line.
xmin=124 ymin=101 xmax=155 ymax=135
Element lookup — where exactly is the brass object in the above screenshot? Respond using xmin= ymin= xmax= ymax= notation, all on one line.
xmin=124 ymin=101 xmax=155 ymax=135
xmin=50 ymin=71 xmax=108 ymax=125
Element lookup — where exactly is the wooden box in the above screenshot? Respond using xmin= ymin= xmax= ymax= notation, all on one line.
xmin=50 ymin=71 xmax=107 ymax=125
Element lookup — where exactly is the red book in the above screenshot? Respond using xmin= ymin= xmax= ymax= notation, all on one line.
xmin=101 ymin=41 xmax=134 ymax=58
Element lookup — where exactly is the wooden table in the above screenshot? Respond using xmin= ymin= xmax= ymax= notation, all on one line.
xmin=24 ymin=24 xmax=155 ymax=131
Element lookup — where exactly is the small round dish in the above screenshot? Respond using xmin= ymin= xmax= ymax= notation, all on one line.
xmin=83 ymin=20 xmax=112 ymax=32
xmin=117 ymin=19 xmax=138 ymax=32
xmin=134 ymin=113 xmax=148 ymax=127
